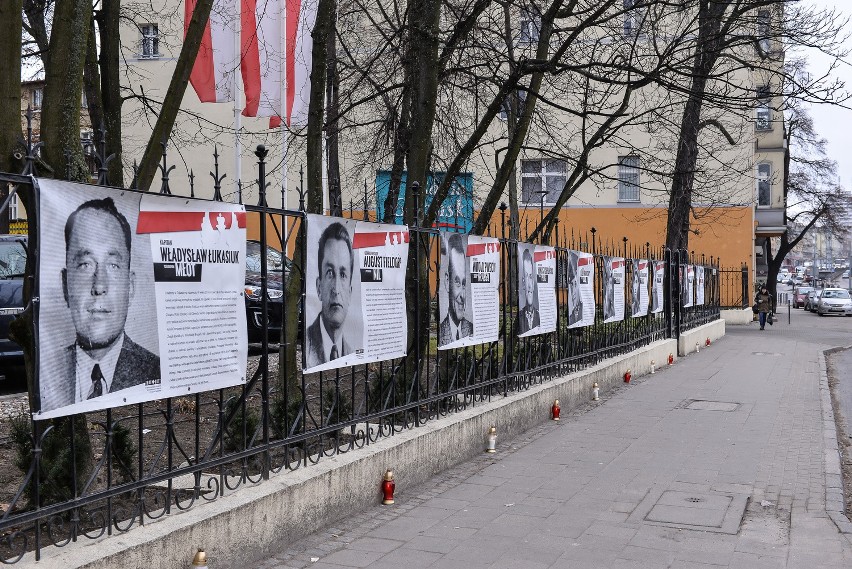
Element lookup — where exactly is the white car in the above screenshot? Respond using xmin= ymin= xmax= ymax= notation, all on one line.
xmin=816 ymin=288 xmax=852 ymax=316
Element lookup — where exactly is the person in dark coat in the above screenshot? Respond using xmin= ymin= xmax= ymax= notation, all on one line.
xmin=755 ymin=285 xmax=773 ymax=330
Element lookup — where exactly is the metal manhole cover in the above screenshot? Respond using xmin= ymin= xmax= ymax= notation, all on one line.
xmin=684 ymin=400 xmax=739 ymax=412
xmin=629 ymin=490 xmax=748 ymax=534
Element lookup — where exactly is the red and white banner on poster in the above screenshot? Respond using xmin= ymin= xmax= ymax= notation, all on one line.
xmin=35 ymin=179 xmax=248 ymax=420
xmin=303 ymin=215 xmax=409 ymax=373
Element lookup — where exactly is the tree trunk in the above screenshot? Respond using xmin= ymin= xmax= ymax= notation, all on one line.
xmin=325 ymin=16 xmax=341 ymax=216
xmin=83 ymin=19 xmax=105 ymax=144
xmin=40 ymin=0 xmax=93 ymax=182
xmin=97 ymin=0 xmax=124 ymax=187
xmin=280 ymin=0 xmax=335 ymax=393
xmin=382 ymin=90 xmax=409 ymax=224
xmin=135 ymin=0 xmax=214 ymax=192
xmin=0 ymin=0 xmax=22 ymax=180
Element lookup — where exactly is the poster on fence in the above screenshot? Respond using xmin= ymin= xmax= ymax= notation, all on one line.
xmin=518 ymin=244 xmax=556 ymax=338
xmin=682 ymin=264 xmax=695 ymax=308
xmin=35 ymin=179 xmax=248 ymax=420
xmin=695 ymin=265 xmax=705 ymax=306
xmin=567 ymin=250 xmax=595 ymax=328
xmin=602 ymin=256 xmax=625 ymax=323
xmin=631 ymin=259 xmax=649 ymax=317
xmin=650 ymin=260 xmax=665 ymax=314
xmin=304 ymin=215 xmax=409 ymax=373
xmin=438 ymin=234 xmax=500 ymax=350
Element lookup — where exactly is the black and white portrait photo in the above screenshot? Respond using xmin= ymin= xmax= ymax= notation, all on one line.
xmin=304 ymin=216 xmax=363 ymax=371
xmin=438 ymin=232 xmax=473 ymax=347
xmin=566 ymin=250 xmax=583 ymax=327
xmin=37 ymin=182 xmax=160 ymax=418
xmin=517 ymin=244 xmax=540 ymax=335
xmin=650 ymin=261 xmax=663 ymax=314
xmin=603 ymin=257 xmax=616 ymax=322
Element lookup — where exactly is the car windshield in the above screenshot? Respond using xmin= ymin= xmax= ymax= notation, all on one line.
xmin=245 ymin=241 xmax=286 ymax=273
xmin=821 ymin=290 xmax=850 ymax=299
xmin=0 ymin=240 xmax=26 ymax=278
xmin=797 ymin=287 xmax=813 ymax=294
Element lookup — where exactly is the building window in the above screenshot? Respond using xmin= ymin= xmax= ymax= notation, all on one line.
xmin=499 ymin=89 xmax=527 ymax=120
xmin=617 ymin=155 xmax=640 ymax=202
xmin=623 ymin=0 xmax=639 ymax=37
xmin=31 ymin=87 xmax=43 ymax=109
xmin=519 ymin=7 xmax=540 ymax=43
xmin=7 ymin=191 xmax=17 ymax=220
xmin=756 ymin=86 xmax=771 ymax=130
xmin=757 ymin=163 xmax=771 ymax=207
xmin=141 ymin=24 xmax=160 ymax=58
xmin=757 ymin=10 xmax=771 ymax=55
xmin=521 ymin=159 xmax=566 ymax=204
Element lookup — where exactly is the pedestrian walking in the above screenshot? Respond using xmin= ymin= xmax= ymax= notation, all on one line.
xmin=755 ymin=285 xmax=773 ymax=330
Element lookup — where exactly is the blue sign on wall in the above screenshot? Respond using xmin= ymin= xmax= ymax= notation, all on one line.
xmin=375 ymin=171 xmax=474 ymax=233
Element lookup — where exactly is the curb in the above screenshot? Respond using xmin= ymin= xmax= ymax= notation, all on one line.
xmin=819 ymin=347 xmax=852 ymax=533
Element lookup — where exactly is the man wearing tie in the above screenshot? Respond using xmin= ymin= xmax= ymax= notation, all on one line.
xmin=439 ymin=233 xmax=473 ymax=346
xmin=42 ymin=198 xmax=159 ymax=412
xmin=306 ymin=222 xmax=355 ymax=368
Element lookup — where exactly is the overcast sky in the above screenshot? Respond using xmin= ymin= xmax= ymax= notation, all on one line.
xmin=800 ymin=0 xmax=852 ymax=188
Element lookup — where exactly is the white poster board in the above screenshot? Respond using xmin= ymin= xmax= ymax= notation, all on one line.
xmin=304 ymin=214 xmax=409 ymax=372
xmin=650 ymin=260 xmax=665 ymax=314
xmin=567 ymin=250 xmax=595 ymax=329
xmin=631 ymin=259 xmax=649 ymax=317
xmin=36 ymin=179 xmax=247 ymax=420
xmin=696 ymin=265 xmax=705 ymax=306
xmin=518 ymin=244 xmax=556 ymax=338
xmin=603 ymin=256 xmax=625 ymax=324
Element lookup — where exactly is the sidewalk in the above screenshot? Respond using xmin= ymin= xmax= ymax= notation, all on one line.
xmin=258 ymin=315 xmax=852 ymax=569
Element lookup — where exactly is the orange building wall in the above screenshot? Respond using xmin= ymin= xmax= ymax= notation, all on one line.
xmin=246 ymin=206 xmax=754 ymax=271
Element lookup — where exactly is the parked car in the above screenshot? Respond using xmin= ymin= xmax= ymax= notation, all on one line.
xmin=777 ymin=272 xmax=790 ymax=284
xmin=816 ymin=288 xmax=852 ymax=316
xmin=805 ymin=289 xmax=823 ymax=312
xmin=793 ymin=286 xmax=813 ymax=309
xmin=0 ymin=235 xmax=26 ymax=380
xmin=244 ymin=240 xmax=292 ymax=343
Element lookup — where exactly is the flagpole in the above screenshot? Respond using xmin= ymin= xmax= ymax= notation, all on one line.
xmin=234 ymin=0 xmax=242 ymax=200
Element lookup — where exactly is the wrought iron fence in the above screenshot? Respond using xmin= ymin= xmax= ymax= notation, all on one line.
xmin=0 ymin=130 xmax=725 ymax=563
xmin=719 ymin=263 xmax=750 ymax=309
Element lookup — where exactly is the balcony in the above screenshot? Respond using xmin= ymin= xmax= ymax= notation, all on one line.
xmin=754 ymin=207 xmax=786 ymax=236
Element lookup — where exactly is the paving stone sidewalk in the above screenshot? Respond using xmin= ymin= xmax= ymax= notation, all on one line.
xmin=258 ymin=316 xmax=852 ymax=569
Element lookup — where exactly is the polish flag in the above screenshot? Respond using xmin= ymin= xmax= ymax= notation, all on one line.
xmin=186 ymin=0 xmax=240 ymax=103
xmin=241 ymin=0 xmax=318 ymax=127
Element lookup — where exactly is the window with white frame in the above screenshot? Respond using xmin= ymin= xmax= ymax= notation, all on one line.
xmin=617 ymin=155 xmax=640 ymax=202
xmin=498 ymin=89 xmax=527 ymax=120
xmin=757 ymin=163 xmax=771 ymax=206
xmin=31 ymin=87 xmax=43 ymax=109
xmin=521 ymin=159 xmax=566 ymax=204
xmin=141 ymin=24 xmax=160 ymax=58
xmin=519 ymin=7 xmax=540 ymax=43
xmin=8 ymin=192 xmax=18 ymax=220
xmin=623 ymin=0 xmax=639 ymax=37
xmin=757 ymin=10 xmax=771 ymax=55
xmin=756 ymin=86 xmax=771 ymax=130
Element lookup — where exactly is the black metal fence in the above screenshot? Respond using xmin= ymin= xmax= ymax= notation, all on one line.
xmin=719 ymin=263 xmax=750 ymax=309
xmin=0 ymin=134 xmax=728 ymax=563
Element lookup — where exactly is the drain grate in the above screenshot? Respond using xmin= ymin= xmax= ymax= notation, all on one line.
xmin=629 ymin=490 xmax=749 ymax=534
xmin=685 ymin=497 xmax=704 ymax=503
xmin=677 ymin=400 xmax=740 ymax=412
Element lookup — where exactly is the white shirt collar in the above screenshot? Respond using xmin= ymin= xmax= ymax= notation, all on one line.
xmin=75 ymin=336 xmax=125 ymax=402
xmin=447 ymin=315 xmax=462 ymax=341
xmin=319 ymin=317 xmax=343 ymax=361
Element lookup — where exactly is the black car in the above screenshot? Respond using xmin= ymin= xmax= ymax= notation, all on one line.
xmin=244 ymin=240 xmax=291 ymax=343
xmin=0 ymin=235 xmax=26 ymax=379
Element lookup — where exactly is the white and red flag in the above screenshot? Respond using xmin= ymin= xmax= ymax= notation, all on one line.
xmin=186 ymin=0 xmax=240 ymax=103
xmin=186 ymin=0 xmax=318 ymax=128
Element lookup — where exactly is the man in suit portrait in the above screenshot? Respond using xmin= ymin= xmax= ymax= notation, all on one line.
xmin=518 ymin=247 xmax=540 ymax=334
xmin=439 ymin=233 xmax=473 ymax=345
xmin=631 ymin=260 xmax=642 ymax=316
xmin=306 ymin=222 xmax=354 ymax=368
xmin=45 ymin=197 xmax=160 ymax=411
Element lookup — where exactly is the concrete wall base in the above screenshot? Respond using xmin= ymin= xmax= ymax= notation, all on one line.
xmin=30 ymin=337 xmax=701 ymax=569
xmin=720 ymin=308 xmax=753 ymax=325
xmin=678 ymin=319 xmax=726 ymax=356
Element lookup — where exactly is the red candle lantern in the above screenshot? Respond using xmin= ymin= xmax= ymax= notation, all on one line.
xmin=624 ymin=369 xmax=632 ymax=383
xmin=706 ymin=337 xmax=711 ymax=347
xmin=551 ymin=399 xmax=561 ymax=421
xmin=668 ymin=353 xmax=674 ymax=365
xmin=381 ymin=469 xmax=395 ymax=505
